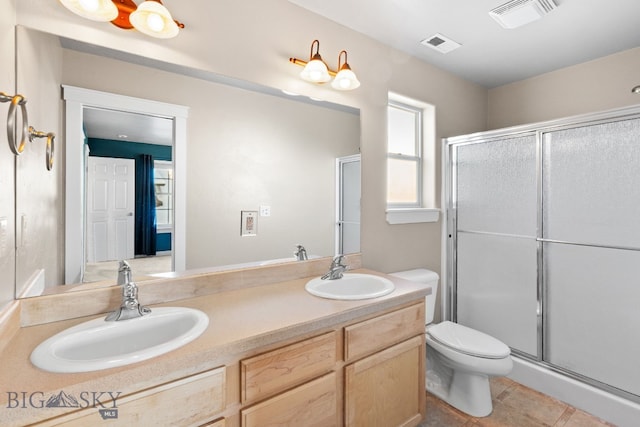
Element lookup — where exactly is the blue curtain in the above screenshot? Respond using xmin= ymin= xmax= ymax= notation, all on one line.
xmin=135 ymin=154 xmax=157 ymax=256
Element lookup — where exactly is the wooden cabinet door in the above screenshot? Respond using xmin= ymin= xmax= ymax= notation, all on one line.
xmin=345 ymin=335 xmax=425 ymax=427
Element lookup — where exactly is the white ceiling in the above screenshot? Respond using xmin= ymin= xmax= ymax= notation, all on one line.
xmin=82 ymin=0 xmax=640 ymax=141
xmin=288 ymin=0 xmax=640 ymax=88
xmin=83 ymin=107 xmax=173 ymax=146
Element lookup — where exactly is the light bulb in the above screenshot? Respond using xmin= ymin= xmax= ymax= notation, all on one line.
xmin=129 ymin=1 xmax=180 ymax=38
xmin=60 ymin=0 xmax=118 ymax=21
xmin=310 ymin=70 xmax=323 ymax=81
xmin=331 ymin=68 xmax=360 ymax=91
xmin=78 ymin=0 xmax=99 ymax=12
xmin=146 ymin=13 xmax=165 ymax=32
xmin=300 ymin=59 xmax=331 ymax=83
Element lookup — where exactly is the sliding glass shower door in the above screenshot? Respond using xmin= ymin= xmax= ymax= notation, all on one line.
xmin=454 ymin=135 xmax=539 ymax=357
xmin=542 ymin=118 xmax=640 ymax=396
xmin=447 ymin=109 xmax=640 ymax=401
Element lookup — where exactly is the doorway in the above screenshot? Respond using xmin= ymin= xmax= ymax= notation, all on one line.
xmin=62 ymin=85 xmax=188 ymax=284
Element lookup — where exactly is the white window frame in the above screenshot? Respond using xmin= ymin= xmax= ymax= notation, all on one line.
xmin=387 ymin=100 xmax=423 ymax=209
xmin=386 ymin=92 xmax=439 ymax=224
xmin=154 ymin=160 xmax=174 ymax=232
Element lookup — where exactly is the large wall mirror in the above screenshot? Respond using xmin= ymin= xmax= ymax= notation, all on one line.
xmin=15 ymin=26 xmax=361 ymax=298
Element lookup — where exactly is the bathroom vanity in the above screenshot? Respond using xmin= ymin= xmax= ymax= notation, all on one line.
xmin=0 ymin=259 xmax=430 ymax=427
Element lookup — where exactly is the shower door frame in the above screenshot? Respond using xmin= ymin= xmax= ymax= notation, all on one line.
xmin=443 ymin=104 xmax=640 ymax=404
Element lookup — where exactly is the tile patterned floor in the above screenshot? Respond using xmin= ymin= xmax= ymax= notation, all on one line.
xmin=419 ymin=377 xmax=616 ymax=427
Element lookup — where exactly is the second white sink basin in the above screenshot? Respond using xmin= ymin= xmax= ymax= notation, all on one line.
xmin=305 ymin=273 xmax=395 ymax=300
xmin=31 ymin=307 xmax=209 ymax=373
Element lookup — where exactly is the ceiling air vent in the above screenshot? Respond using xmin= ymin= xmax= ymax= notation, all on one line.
xmin=489 ymin=0 xmax=557 ymax=29
xmin=420 ymin=33 xmax=461 ymax=54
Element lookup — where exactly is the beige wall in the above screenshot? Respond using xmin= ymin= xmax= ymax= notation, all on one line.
xmin=0 ymin=0 xmax=16 ymax=307
xmin=15 ymin=26 xmax=64 ymax=293
xmin=11 ymin=0 xmax=636 ymax=319
xmin=16 ymin=0 xmax=488 ymax=282
xmin=488 ymin=47 xmax=640 ymax=130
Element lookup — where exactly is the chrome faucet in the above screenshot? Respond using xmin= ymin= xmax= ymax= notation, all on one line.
xmin=106 ymin=260 xmax=151 ymax=321
xmin=294 ymin=244 xmax=308 ymax=261
xmin=321 ymin=255 xmax=348 ymax=280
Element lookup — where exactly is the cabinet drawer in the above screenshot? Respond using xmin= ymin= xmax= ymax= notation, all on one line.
xmin=37 ymin=367 xmax=225 ymax=427
xmin=344 ymin=302 xmax=424 ymax=362
xmin=241 ymin=331 xmax=337 ymax=403
xmin=241 ymin=372 xmax=338 ymax=427
xmin=201 ymin=419 xmax=225 ymax=427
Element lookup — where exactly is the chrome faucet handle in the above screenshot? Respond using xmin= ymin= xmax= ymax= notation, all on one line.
xmin=117 ymin=260 xmax=132 ymax=285
xmin=322 ymin=255 xmax=348 ymax=280
xmin=106 ymin=260 xmax=151 ymax=321
xmin=330 ymin=255 xmax=346 ymax=268
xmin=294 ymin=244 xmax=308 ymax=261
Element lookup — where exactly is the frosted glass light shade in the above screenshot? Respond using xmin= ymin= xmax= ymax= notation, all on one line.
xmin=129 ymin=1 xmax=179 ymax=39
xmin=60 ymin=0 xmax=118 ymax=22
xmin=331 ymin=67 xmax=360 ymax=90
xmin=300 ymin=58 xmax=331 ymax=83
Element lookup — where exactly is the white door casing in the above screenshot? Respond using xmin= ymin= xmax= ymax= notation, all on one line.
xmin=63 ymin=85 xmax=188 ymax=284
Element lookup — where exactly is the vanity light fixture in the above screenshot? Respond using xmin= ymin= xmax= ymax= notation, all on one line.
xmin=59 ymin=0 xmax=184 ymax=39
xmin=632 ymin=85 xmax=640 ymax=94
xmin=298 ymin=40 xmax=332 ymax=83
xmin=289 ymin=40 xmax=361 ymax=91
xmin=331 ymin=50 xmax=361 ymax=91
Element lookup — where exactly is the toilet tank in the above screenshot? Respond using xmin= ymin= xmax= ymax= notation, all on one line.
xmin=390 ymin=269 xmax=439 ymax=324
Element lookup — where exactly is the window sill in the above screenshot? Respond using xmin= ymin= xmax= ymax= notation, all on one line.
xmin=386 ymin=208 xmax=440 ymax=225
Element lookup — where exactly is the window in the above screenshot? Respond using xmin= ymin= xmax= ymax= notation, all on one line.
xmin=386 ymin=93 xmax=439 ymax=224
xmin=154 ymin=160 xmax=174 ymax=230
xmin=387 ymin=101 xmax=423 ymax=207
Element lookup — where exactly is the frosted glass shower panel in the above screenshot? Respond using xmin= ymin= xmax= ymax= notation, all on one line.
xmin=545 ymin=242 xmax=640 ymax=396
xmin=543 ymin=118 xmax=640 ymax=248
xmin=456 ymin=135 xmax=537 ymax=236
xmin=456 ymin=232 xmax=538 ymax=356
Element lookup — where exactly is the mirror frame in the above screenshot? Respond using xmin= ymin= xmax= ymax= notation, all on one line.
xmin=62 ymin=85 xmax=188 ymax=284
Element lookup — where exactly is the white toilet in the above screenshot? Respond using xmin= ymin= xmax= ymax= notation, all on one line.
xmin=390 ymin=269 xmax=513 ymax=417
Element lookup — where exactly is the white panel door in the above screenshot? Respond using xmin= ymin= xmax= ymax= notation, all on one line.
xmin=87 ymin=157 xmax=135 ymax=262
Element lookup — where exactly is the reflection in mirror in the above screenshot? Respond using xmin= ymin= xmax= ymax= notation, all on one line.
xmin=16 ymin=26 xmax=361 ymax=297
xmin=62 ymin=85 xmax=188 ymax=286
xmin=82 ymin=108 xmax=175 ymax=282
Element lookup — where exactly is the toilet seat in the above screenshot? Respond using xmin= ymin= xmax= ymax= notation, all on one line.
xmin=427 ymin=321 xmax=510 ymax=359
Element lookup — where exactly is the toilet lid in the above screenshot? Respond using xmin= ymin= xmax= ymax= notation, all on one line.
xmin=427 ymin=321 xmax=510 ymax=359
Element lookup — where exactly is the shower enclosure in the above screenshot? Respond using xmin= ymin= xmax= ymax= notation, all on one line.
xmin=444 ymin=105 xmax=640 ymax=404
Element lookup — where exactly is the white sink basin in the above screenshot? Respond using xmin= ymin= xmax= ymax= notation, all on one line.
xmin=31 ymin=307 xmax=209 ymax=373
xmin=305 ymin=273 xmax=395 ymax=300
